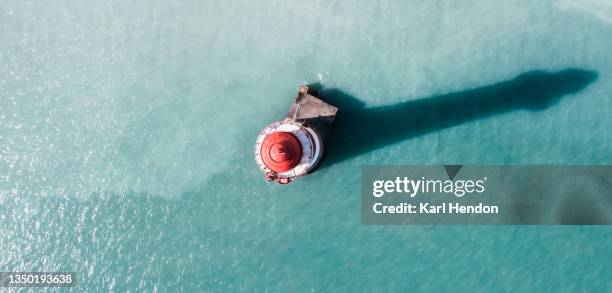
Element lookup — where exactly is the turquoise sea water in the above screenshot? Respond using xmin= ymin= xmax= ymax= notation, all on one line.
xmin=1 ymin=0 xmax=611 ymax=291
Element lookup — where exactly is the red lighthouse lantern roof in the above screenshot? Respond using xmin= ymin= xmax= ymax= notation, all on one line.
xmin=260 ymin=132 xmax=302 ymax=172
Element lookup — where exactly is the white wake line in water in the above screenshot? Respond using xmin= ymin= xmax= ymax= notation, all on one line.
xmin=556 ymin=0 xmax=612 ymax=24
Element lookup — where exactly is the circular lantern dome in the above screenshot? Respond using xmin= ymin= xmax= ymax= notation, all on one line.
xmin=260 ymin=132 xmax=302 ymax=172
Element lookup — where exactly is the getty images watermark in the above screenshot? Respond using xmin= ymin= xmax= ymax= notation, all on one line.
xmin=361 ymin=165 xmax=612 ymax=225
xmin=371 ymin=176 xmax=498 ymax=215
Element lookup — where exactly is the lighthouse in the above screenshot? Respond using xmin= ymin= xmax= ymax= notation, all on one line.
xmin=254 ymin=85 xmax=338 ymax=184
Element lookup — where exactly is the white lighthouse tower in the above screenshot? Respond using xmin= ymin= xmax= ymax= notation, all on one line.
xmin=254 ymin=85 xmax=338 ymax=184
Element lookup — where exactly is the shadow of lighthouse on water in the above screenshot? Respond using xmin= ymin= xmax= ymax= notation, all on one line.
xmin=311 ymin=68 xmax=598 ymax=168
